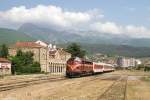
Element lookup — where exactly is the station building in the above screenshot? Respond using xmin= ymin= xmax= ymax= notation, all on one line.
xmin=48 ymin=48 xmax=71 ymax=75
xmin=8 ymin=41 xmax=71 ymax=75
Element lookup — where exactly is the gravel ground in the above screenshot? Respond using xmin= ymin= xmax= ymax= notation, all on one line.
xmin=0 ymin=74 xmax=62 ymax=85
xmin=0 ymin=70 xmax=150 ymax=100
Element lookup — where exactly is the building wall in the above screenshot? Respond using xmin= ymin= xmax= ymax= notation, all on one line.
xmin=9 ymin=48 xmax=40 ymax=62
xmin=35 ymin=40 xmax=48 ymax=47
xmin=39 ymin=48 xmax=48 ymax=72
xmin=117 ymin=57 xmax=136 ymax=68
xmin=48 ymin=62 xmax=66 ymax=75
xmin=9 ymin=47 xmax=48 ymax=72
xmin=48 ymin=50 xmax=71 ymax=75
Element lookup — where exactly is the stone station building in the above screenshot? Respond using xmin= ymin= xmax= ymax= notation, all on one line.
xmin=9 ymin=41 xmax=71 ymax=75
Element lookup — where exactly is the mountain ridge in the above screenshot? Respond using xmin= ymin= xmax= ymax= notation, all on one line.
xmin=0 ymin=27 xmax=34 ymax=45
xmin=1 ymin=23 xmax=150 ymax=57
xmin=18 ymin=23 xmax=150 ymax=47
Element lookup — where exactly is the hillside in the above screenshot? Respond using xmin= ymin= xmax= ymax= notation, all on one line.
xmin=0 ymin=28 xmax=34 ymax=45
xmin=18 ymin=23 xmax=150 ymax=47
xmin=18 ymin=23 xmax=81 ymax=43
xmin=84 ymin=44 xmax=150 ymax=57
xmin=0 ymin=23 xmax=149 ymax=57
xmin=58 ymin=43 xmax=150 ymax=57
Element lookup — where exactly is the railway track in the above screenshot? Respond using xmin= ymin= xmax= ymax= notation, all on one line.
xmin=106 ymin=73 xmax=150 ymax=77
xmin=0 ymin=75 xmax=55 ymax=85
xmin=124 ymin=76 xmax=128 ymax=100
xmin=0 ymin=76 xmax=66 ymax=92
xmin=0 ymin=76 xmax=55 ymax=86
xmin=97 ymin=75 xmax=128 ymax=100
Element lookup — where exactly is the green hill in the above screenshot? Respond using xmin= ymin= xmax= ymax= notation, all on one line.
xmin=0 ymin=28 xmax=34 ymax=45
xmin=81 ymin=44 xmax=150 ymax=58
xmin=58 ymin=43 xmax=150 ymax=58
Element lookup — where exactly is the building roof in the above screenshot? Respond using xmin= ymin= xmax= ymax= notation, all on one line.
xmin=13 ymin=42 xmax=44 ymax=48
xmin=49 ymin=48 xmax=71 ymax=56
xmin=49 ymin=50 xmax=57 ymax=55
xmin=56 ymin=48 xmax=70 ymax=55
xmin=35 ymin=40 xmax=48 ymax=47
xmin=0 ymin=58 xmax=11 ymax=63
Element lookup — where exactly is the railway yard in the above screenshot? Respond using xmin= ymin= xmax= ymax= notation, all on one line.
xmin=0 ymin=70 xmax=150 ymax=100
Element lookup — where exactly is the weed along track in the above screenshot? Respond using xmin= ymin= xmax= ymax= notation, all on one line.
xmin=0 ymin=77 xmax=66 ymax=92
xmin=97 ymin=76 xmax=128 ymax=100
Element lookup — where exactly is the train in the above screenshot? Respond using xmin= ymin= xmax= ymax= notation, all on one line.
xmin=66 ymin=57 xmax=115 ymax=77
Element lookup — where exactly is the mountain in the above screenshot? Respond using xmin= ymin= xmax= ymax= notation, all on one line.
xmin=1 ymin=23 xmax=150 ymax=57
xmin=18 ymin=23 xmax=81 ymax=43
xmin=58 ymin=43 xmax=150 ymax=57
xmin=82 ymin=44 xmax=150 ymax=57
xmin=18 ymin=23 xmax=128 ymax=44
xmin=18 ymin=23 xmax=150 ymax=47
xmin=0 ymin=28 xmax=34 ymax=45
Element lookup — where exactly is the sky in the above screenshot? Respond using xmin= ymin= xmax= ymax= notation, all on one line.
xmin=0 ymin=0 xmax=150 ymax=38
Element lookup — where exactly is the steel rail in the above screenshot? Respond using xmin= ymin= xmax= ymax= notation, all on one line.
xmin=0 ymin=77 xmax=66 ymax=92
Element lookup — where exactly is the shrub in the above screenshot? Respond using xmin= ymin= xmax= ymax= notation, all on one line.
xmin=144 ymin=66 xmax=150 ymax=72
xmin=10 ymin=50 xmax=41 ymax=74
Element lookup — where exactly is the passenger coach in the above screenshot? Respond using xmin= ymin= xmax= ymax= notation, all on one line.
xmin=66 ymin=57 xmax=114 ymax=77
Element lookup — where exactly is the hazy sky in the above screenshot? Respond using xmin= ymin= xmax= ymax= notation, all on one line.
xmin=0 ymin=0 xmax=150 ymax=38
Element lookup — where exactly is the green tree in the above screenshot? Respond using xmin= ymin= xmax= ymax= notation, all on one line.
xmin=16 ymin=50 xmax=34 ymax=65
xmin=66 ymin=43 xmax=86 ymax=58
xmin=11 ymin=50 xmax=41 ymax=74
xmin=0 ymin=44 xmax=8 ymax=58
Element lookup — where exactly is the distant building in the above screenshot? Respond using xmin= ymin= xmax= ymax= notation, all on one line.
xmin=95 ymin=53 xmax=108 ymax=58
xmin=117 ymin=57 xmax=141 ymax=68
xmin=105 ymin=58 xmax=117 ymax=66
xmin=136 ymin=59 xmax=142 ymax=65
xmin=0 ymin=58 xmax=11 ymax=75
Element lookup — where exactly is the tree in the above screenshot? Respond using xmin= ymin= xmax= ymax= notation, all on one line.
xmin=16 ymin=50 xmax=34 ymax=65
xmin=0 ymin=44 xmax=9 ymax=58
xmin=66 ymin=43 xmax=86 ymax=58
xmin=11 ymin=50 xmax=41 ymax=74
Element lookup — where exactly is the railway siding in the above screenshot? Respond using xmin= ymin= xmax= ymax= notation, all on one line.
xmin=0 ymin=77 xmax=66 ymax=92
xmin=97 ymin=76 xmax=128 ymax=100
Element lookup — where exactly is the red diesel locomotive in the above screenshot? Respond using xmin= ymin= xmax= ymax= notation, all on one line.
xmin=66 ymin=57 xmax=114 ymax=77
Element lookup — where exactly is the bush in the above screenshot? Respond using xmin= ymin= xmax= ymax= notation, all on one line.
xmin=144 ymin=66 xmax=150 ymax=72
xmin=136 ymin=64 xmax=145 ymax=70
xmin=30 ymin=62 xmax=41 ymax=73
xmin=10 ymin=50 xmax=41 ymax=74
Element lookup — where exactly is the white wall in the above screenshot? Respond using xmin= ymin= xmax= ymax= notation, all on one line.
xmin=35 ymin=40 xmax=48 ymax=47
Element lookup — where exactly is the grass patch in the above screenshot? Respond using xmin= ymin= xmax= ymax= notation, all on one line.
xmin=141 ymin=76 xmax=150 ymax=81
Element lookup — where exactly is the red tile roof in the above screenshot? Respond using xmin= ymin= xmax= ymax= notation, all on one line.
xmin=15 ymin=42 xmax=43 ymax=48
xmin=0 ymin=58 xmax=11 ymax=63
